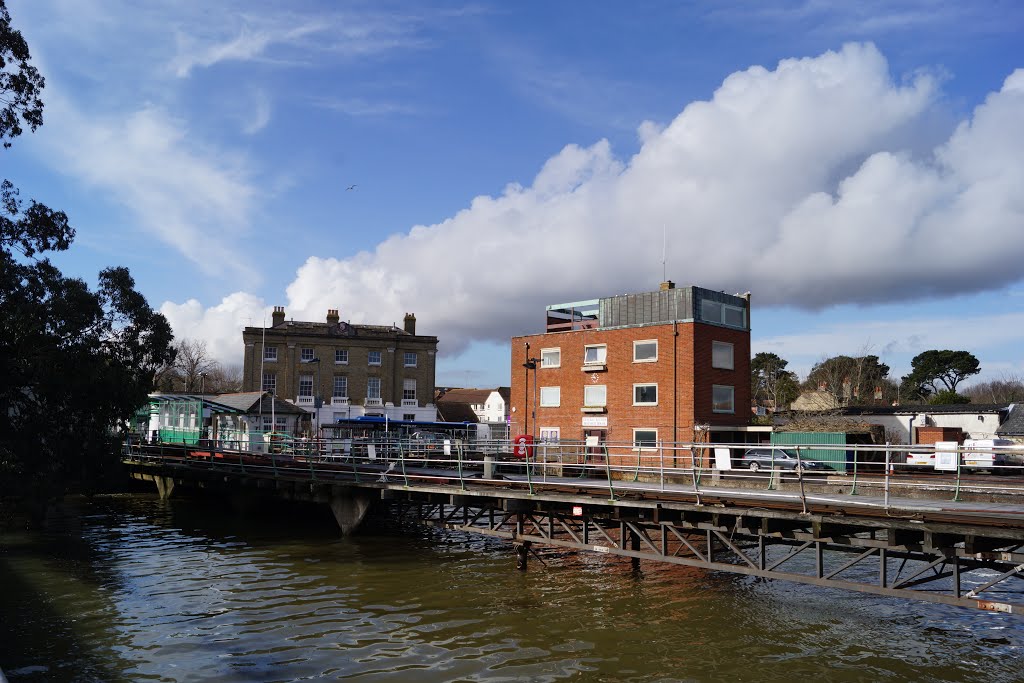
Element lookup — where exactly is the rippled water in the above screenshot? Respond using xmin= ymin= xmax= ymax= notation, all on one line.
xmin=1 ymin=494 xmax=1022 ymax=682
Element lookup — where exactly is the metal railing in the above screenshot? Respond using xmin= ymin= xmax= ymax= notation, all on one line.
xmin=123 ymin=435 xmax=1024 ymax=512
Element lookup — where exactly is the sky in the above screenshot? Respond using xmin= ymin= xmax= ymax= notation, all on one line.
xmin=5 ymin=0 xmax=1024 ymax=390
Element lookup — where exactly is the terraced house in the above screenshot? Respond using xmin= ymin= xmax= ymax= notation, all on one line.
xmin=242 ymin=307 xmax=439 ymax=427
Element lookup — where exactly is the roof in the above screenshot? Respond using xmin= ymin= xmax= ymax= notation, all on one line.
xmin=243 ymin=319 xmax=437 ymax=341
xmin=147 ymin=394 xmax=239 ymax=414
xmin=436 ymin=402 xmax=480 ymax=423
xmin=213 ymin=392 xmax=308 ymax=415
xmin=838 ymin=404 xmax=1010 ymax=416
xmin=997 ymin=404 xmax=1024 ymax=436
xmin=437 ymin=388 xmax=493 ymax=404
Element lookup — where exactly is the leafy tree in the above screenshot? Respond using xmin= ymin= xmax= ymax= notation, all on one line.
xmin=751 ymin=352 xmax=799 ymax=410
xmin=901 ymin=350 xmax=981 ymax=401
xmin=0 ymin=1 xmax=175 ymax=500
xmin=928 ymin=390 xmax=971 ymax=405
xmin=804 ymin=354 xmax=893 ymax=406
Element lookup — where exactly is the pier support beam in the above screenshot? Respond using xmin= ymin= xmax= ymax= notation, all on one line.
xmin=329 ymin=489 xmax=374 ymax=535
xmin=154 ymin=476 xmax=176 ymax=500
xmin=515 ymin=541 xmax=531 ymax=571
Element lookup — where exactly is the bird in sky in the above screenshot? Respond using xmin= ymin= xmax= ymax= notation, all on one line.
xmin=346 ymin=184 xmax=357 ymax=191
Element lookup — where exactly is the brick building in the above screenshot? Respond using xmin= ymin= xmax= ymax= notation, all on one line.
xmin=510 ymin=282 xmax=752 ymax=448
xmin=242 ymin=307 xmax=438 ymax=426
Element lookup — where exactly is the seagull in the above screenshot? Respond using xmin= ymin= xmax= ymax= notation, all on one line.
xmin=346 ymin=184 xmax=357 ymax=191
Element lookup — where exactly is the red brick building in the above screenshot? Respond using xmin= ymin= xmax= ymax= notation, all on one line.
xmin=510 ymin=282 xmax=752 ymax=448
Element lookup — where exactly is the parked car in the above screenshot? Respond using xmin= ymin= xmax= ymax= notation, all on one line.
xmin=738 ymin=448 xmax=831 ymax=473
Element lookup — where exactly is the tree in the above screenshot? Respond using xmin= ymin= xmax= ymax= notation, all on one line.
xmin=751 ymin=352 xmax=799 ymax=410
xmin=804 ymin=354 xmax=893 ymax=406
xmin=0 ymin=1 xmax=175 ymax=500
xmin=928 ymin=390 xmax=971 ymax=405
xmin=962 ymin=375 xmax=1024 ymax=404
xmin=901 ymin=350 xmax=981 ymax=401
xmin=174 ymin=338 xmax=217 ymax=392
xmin=0 ymin=2 xmax=44 ymax=147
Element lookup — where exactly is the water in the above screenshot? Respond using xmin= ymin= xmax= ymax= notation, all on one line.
xmin=1 ymin=494 xmax=1022 ymax=682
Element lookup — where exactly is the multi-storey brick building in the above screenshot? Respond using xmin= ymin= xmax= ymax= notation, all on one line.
xmin=510 ymin=282 xmax=753 ymax=448
xmin=242 ymin=307 xmax=438 ymax=427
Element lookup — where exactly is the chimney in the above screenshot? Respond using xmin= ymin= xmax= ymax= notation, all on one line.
xmin=271 ymin=306 xmax=285 ymax=327
xmin=326 ymin=309 xmax=340 ymax=325
xmin=660 ymin=280 xmax=675 ymax=291
xmin=403 ymin=312 xmax=416 ymax=335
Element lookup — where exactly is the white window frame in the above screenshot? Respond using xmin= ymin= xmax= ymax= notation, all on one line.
xmin=583 ymin=344 xmax=607 ymax=366
xmin=539 ymin=386 xmax=560 ymax=407
xmin=712 ymin=341 xmax=734 ymax=370
xmin=633 ymin=383 xmax=658 ymax=406
xmin=583 ymin=384 xmax=607 ymax=407
xmin=333 ymin=375 xmax=348 ymax=398
xmin=713 ymin=385 xmax=735 ymax=413
xmin=404 ymin=351 xmax=417 ymax=367
xmin=298 ymin=373 xmax=314 ymax=398
xmin=300 ymin=347 xmax=314 ymax=362
xmin=367 ymin=377 xmax=381 ymax=399
xmin=633 ymin=428 xmax=658 ymax=451
xmin=368 ymin=350 xmax=382 ymax=366
xmin=539 ymin=427 xmax=560 ymax=443
xmin=335 ymin=349 xmax=348 ymax=364
xmin=263 ymin=346 xmax=278 ymax=362
xmin=403 ymin=378 xmax=417 ymax=401
xmin=633 ymin=340 xmax=658 ymax=363
xmin=262 ymin=372 xmax=276 ymax=393
xmin=541 ymin=348 xmax=561 ymax=368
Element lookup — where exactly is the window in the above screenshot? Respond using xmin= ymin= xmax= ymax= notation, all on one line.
xmin=367 ymin=377 xmax=381 ymax=399
xmin=584 ymin=384 xmax=607 ymax=407
xmin=333 ymin=375 xmax=348 ymax=398
xmin=634 ymin=384 xmax=658 ymax=405
xmin=333 ymin=412 xmax=345 ymax=422
xmin=403 ymin=414 xmax=416 ymax=421
xmin=541 ymin=348 xmax=560 ymax=368
xmin=368 ymin=350 xmax=382 ymax=366
xmin=275 ymin=416 xmax=287 ymax=431
xmin=403 ymin=378 xmax=417 ymax=401
xmin=633 ymin=429 xmax=658 ymax=449
xmin=335 ymin=349 xmax=348 ymax=364
xmin=713 ymin=385 xmax=735 ymax=413
xmin=262 ymin=372 xmax=276 ymax=393
xmin=298 ymin=374 xmax=313 ymax=397
xmin=633 ymin=340 xmax=657 ymax=362
xmin=300 ymin=347 xmax=314 ymax=362
xmin=262 ymin=416 xmax=273 ymax=432
xmin=263 ymin=346 xmax=278 ymax=362
xmin=712 ymin=341 xmax=734 ymax=370
xmin=404 ymin=352 xmax=417 ymax=367
xmin=702 ymin=299 xmax=747 ymax=329
xmin=539 ymin=427 xmax=560 ymax=443
xmin=584 ymin=344 xmax=607 ymax=365
xmin=539 ymin=386 xmax=560 ymax=407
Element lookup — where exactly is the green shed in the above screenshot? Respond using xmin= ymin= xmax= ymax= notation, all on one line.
xmin=770 ymin=432 xmax=850 ymax=472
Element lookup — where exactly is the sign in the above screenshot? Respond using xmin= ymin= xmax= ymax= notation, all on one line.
xmin=582 ymin=416 xmax=608 ymax=427
xmin=714 ymin=447 xmax=733 ymax=470
xmin=934 ymin=441 xmax=959 ymax=471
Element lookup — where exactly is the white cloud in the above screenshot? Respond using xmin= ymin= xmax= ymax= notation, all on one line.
xmin=160 ymin=293 xmax=268 ymax=364
xmin=165 ymin=44 xmax=1024 ymax=372
xmin=243 ymin=90 xmax=272 ymax=134
xmin=38 ymin=93 xmax=260 ymax=284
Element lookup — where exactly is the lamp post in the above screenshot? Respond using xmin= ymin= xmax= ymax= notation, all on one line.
xmin=522 ymin=357 xmax=540 ymax=439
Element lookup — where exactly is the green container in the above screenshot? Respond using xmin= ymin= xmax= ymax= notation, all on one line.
xmin=770 ymin=432 xmax=849 ymax=472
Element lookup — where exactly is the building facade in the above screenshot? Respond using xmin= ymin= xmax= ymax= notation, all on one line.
xmin=510 ymin=282 xmax=752 ymax=447
xmin=242 ymin=308 xmax=439 ymax=425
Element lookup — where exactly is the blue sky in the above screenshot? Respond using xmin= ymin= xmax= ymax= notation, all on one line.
xmin=5 ymin=1 xmax=1024 ymax=389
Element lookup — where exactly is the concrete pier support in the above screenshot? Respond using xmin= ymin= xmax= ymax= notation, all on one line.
xmin=329 ymin=489 xmax=374 ymax=535
xmin=515 ymin=541 xmax=531 ymax=570
xmin=154 ymin=476 xmax=176 ymax=500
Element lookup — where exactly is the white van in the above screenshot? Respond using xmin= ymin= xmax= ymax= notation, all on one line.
xmin=962 ymin=438 xmax=1019 ymax=470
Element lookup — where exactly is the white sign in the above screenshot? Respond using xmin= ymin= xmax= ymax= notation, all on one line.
xmin=934 ymin=441 xmax=959 ymax=471
xmin=582 ymin=416 xmax=608 ymax=427
xmin=714 ymin=447 xmax=733 ymax=470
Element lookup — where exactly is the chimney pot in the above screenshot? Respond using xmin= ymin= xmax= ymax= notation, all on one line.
xmin=271 ymin=306 xmax=285 ymax=326
xmin=660 ymin=280 xmax=675 ymax=291
xmin=404 ymin=312 xmax=416 ymax=335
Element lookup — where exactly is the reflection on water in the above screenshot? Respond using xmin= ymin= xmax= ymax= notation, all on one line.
xmin=1 ymin=494 xmax=1022 ymax=682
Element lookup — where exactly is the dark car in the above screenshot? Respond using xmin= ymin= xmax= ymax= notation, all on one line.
xmin=738 ymin=448 xmax=830 ymax=473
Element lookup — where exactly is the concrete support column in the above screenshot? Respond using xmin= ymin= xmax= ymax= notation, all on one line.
xmin=515 ymin=541 xmax=530 ymax=570
xmin=329 ymin=489 xmax=373 ymax=535
xmin=154 ymin=476 xmax=176 ymax=500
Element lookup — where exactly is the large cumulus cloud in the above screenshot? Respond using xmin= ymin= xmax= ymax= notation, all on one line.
xmin=170 ymin=43 xmax=1024 ymax=361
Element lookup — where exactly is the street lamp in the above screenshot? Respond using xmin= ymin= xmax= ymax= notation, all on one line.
xmin=522 ymin=357 xmax=540 ymax=439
